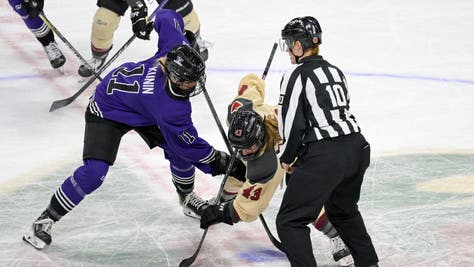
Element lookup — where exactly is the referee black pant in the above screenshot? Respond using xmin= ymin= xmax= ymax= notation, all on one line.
xmin=276 ymin=133 xmax=378 ymax=267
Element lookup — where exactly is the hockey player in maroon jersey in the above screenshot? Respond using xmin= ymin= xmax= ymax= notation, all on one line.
xmin=22 ymin=9 xmax=244 ymax=250
xmin=8 ymin=0 xmax=65 ymax=68
xmin=199 ymin=73 xmax=354 ymax=266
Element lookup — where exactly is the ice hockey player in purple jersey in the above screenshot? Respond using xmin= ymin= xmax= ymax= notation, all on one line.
xmin=8 ymin=0 xmax=65 ymax=68
xmin=22 ymin=9 xmax=244 ymax=250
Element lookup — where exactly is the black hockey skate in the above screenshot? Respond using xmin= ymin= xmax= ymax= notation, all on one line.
xmin=23 ymin=211 xmax=54 ymax=249
xmin=77 ymin=54 xmax=107 ymax=78
xmin=330 ymin=235 xmax=355 ymax=267
xmin=43 ymin=41 xmax=66 ymax=69
xmin=179 ymin=191 xmax=209 ymax=219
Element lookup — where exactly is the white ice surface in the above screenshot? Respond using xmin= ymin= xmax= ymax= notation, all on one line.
xmin=0 ymin=0 xmax=473 ymax=266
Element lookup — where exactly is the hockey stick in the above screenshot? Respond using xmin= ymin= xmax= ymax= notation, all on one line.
xmin=201 ymin=42 xmax=277 ymax=152
xmin=48 ymin=0 xmax=168 ymax=112
xmin=200 ymin=42 xmax=284 ymax=251
xmin=262 ymin=42 xmax=278 ymax=80
xmin=39 ymin=13 xmax=103 ymax=81
xmin=257 ymin=42 xmax=284 ymax=251
xmin=179 ymin=44 xmax=281 ymax=266
xmin=179 ymin=149 xmax=238 ymax=267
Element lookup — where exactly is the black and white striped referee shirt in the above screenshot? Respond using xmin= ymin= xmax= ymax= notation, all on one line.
xmin=277 ymin=55 xmax=360 ymax=164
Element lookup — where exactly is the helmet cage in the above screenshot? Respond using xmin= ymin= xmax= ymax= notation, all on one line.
xmin=165 ymin=44 xmax=206 ymax=97
xmin=228 ymin=110 xmax=265 ymax=160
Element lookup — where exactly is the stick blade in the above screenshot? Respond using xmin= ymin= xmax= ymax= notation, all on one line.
xmin=179 ymin=229 xmax=208 ymax=267
xmin=49 ymin=98 xmax=73 ymax=112
xmin=179 ymin=256 xmax=197 ymax=267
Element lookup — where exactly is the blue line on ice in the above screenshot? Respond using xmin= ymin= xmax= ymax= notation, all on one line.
xmin=1 ymin=70 xmax=473 ymax=85
xmin=206 ymin=68 xmax=474 ymax=85
xmin=0 ymin=74 xmax=40 ymax=81
xmin=238 ymin=249 xmax=287 ymax=263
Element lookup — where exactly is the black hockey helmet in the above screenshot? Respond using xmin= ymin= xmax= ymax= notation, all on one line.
xmin=165 ymin=44 xmax=206 ymax=97
xmin=281 ymin=16 xmax=322 ymax=51
xmin=228 ymin=110 xmax=265 ymax=160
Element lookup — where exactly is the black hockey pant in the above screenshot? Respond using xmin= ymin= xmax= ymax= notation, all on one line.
xmin=276 ymin=133 xmax=378 ymax=267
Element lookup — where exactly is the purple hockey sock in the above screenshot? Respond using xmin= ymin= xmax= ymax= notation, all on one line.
xmin=170 ymin=161 xmax=195 ymax=194
xmin=47 ymin=159 xmax=109 ymax=220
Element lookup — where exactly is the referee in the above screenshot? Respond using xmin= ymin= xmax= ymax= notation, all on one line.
xmin=276 ymin=16 xmax=379 ymax=267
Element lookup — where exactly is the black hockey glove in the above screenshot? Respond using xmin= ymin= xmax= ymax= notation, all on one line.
xmin=22 ymin=0 xmax=44 ymax=19
xmin=200 ymin=202 xmax=233 ymax=229
xmin=184 ymin=30 xmax=200 ymax=54
xmin=211 ymin=150 xmax=246 ymax=181
xmin=130 ymin=0 xmax=153 ymax=40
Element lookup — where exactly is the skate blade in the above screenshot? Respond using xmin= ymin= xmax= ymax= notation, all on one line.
xmin=77 ymin=76 xmax=88 ymax=83
xmin=199 ymin=39 xmax=215 ymax=49
xmin=22 ymin=234 xmax=47 ymax=250
xmin=338 ymin=255 xmax=355 ymax=267
xmin=183 ymin=208 xmax=201 ymax=220
xmin=54 ymin=67 xmax=66 ymax=75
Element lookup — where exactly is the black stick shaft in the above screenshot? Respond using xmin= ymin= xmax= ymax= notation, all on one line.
xmin=178 ymin=229 xmax=208 ymax=267
xmin=258 ymin=42 xmax=284 ymax=251
xmin=262 ymin=42 xmax=278 ymax=80
xmin=202 ymin=87 xmax=232 ymax=152
xmin=179 ymin=149 xmax=238 ymax=267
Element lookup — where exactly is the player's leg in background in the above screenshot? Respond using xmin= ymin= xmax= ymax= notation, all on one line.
xmin=78 ymin=0 xmax=126 ymax=77
xmin=313 ymin=210 xmax=354 ymax=267
xmin=7 ymin=0 xmax=65 ymax=68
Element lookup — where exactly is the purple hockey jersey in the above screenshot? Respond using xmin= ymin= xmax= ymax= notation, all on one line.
xmin=88 ymin=9 xmax=215 ymax=174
